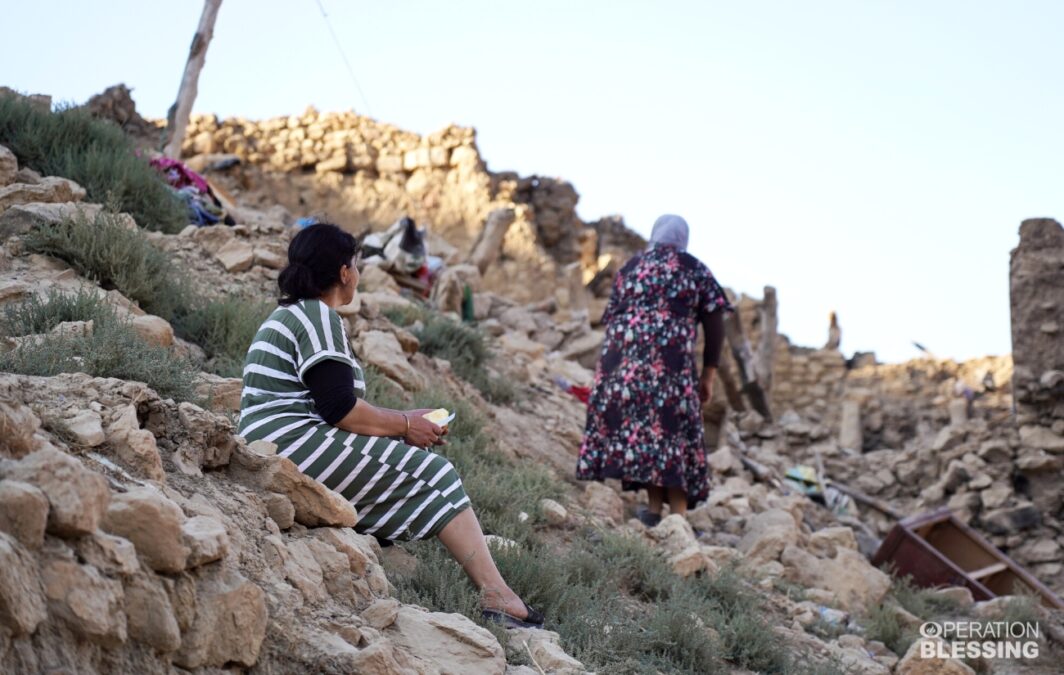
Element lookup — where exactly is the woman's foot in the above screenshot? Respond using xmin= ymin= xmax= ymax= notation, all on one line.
xmin=480 ymin=586 xmax=544 ymax=627
xmin=636 ymin=506 xmax=662 ymax=528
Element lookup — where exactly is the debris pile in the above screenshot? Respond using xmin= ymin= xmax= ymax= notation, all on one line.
xmin=2 ymin=86 xmax=1063 ymax=673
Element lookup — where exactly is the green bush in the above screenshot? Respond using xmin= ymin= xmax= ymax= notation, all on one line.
xmin=0 ymin=94 xmax=186 ymax=233
xmin=22 ymin=211 xmax=270 ymax=377
xmin=173 ymin=295 xmax=273 ymax=378
xmin=889 ymin=574 xmax=962 ymax=620
xmin=23 ymin=210 xmax=186 ymax=320
xmin=0 ymin=287 xmax=108 ymax=336
xmin=385 ymin=372 xmax=797 ymax=673
xmin=863 ymin=602 xmax=915 ymax=657
xmin=386 ymin=305 xmax=518 ymax=405
xmin=0 ymin=293 xmax=197 ymax=401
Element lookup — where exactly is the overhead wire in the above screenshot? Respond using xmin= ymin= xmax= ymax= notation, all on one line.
xmin=313 ymin=0 xmax=373 ymax=117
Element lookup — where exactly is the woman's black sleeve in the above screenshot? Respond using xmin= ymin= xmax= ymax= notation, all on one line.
xmin=304 ymin=359 xmax=359 ymax=425
xmin=701 ymin=310 xmax=725 ymax=369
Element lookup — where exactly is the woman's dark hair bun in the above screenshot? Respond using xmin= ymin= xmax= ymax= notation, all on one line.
xmin=278 ymin=223 xmax=359 ymax=305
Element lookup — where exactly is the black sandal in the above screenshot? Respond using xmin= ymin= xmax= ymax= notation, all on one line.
xmin=482 ymin=601 xmax=545 ymax=629
xmin=636 ymin=506 xmax=662 ymax=528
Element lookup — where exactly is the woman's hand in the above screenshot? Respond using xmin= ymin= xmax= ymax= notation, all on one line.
xmin=404 ymin=414 xmax=445 ymax=448
xmin=699 ymin=368 xmax=716 ymax=405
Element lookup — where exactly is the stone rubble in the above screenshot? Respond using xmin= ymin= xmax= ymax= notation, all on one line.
xmin=1 ymin=97 xmax=1063 ymax=673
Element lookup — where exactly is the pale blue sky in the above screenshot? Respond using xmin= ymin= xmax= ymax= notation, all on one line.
xmin=4 ymin=0 xmax=1062 ymax=363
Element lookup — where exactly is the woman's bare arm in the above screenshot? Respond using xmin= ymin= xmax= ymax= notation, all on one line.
xmin=333 ymin=399 xmax=442 ymax=448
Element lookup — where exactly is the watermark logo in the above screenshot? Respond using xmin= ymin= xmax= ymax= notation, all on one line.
xmin=918 ymin=621 xmax=1040 ymax=660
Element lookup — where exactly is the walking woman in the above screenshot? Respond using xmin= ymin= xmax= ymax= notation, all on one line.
xmin=576 ymin=215 xmax=731 ymax=527
xmin=238 ymin=223 xmax=542 ymax=628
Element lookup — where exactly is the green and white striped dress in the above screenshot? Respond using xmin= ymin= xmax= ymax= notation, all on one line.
xmin=237 ymin=298 xmax=470 ymax=541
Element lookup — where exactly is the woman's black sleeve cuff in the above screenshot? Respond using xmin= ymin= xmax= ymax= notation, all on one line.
xmin=304 ymin=359 xmax=359 ymax=425
xmin=702 ymin=310 xmax=725 ymax=369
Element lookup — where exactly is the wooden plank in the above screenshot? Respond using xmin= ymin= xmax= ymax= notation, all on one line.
xmin=969 ymin=562 xmax=1008 ymax=581
xmin=926 ymin=521 xmax=998 ymax=572
xmin=826 ymin=479 xmax=903 ymax=520
xmin=877 ymin=509 xmax=1064 ymax=610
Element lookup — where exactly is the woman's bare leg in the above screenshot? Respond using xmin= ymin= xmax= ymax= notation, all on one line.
xmin=437 ymin=507 xmax=528 ymax=619
xmin=647 ymin=486 xmax=665 ymax=515
xmin=668 ymin=488 xmax=687 ymax=517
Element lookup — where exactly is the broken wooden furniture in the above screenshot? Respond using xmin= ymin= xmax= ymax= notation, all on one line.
xmin=872 ymin=508 xmax=1064 ymax=609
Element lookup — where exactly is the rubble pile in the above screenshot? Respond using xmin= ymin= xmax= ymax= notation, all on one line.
xmin=709 ymin=220 xmax=1064 ymax=596
xmin=1 ymin=85 xmax=1063 ymax=672
xmin=175 ymin=106 xmax=644 ymax=307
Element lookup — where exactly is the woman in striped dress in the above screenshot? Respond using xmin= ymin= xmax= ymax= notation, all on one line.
xmin=238 ymin=223 xmax=543 ymax=628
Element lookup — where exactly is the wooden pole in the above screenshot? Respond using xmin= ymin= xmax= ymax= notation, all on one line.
xmin=469 ymin=207 xmax=516 ymax=274
xmin=723 ymin=305 xmax=773 ymax=420
xmin=163 ymin=0 xmax=223 ymax=158
xmin=757 ymin=285 xmax=778 ymax=394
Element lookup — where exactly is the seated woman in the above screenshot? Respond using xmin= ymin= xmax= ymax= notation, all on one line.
xmin=238 ymin=223 xmax=542 ymax=628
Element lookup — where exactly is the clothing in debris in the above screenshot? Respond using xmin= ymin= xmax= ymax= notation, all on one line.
xmin=237 ymin=298 xmax=469 ymax=540
xmin=150 ymin=156 xmax=234 ymax=226
xmin=576 ymin=226 xmax=731 ymax=507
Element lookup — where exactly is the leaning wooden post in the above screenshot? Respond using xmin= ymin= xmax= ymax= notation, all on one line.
xmin=723 ymin=304 xmax=773 ymax=420
xmin=757 ymin=285 xmax=778 ymax=395
xmin=469 ymin=207 xmax=516 ymax=274
xmin=162 ymin=0 xmax=223 ymax=158
xmin=716 ymin=356 xmax=746 ymax=412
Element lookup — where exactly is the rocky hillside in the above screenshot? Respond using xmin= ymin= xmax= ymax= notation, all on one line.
xmin=1 ymin=87 xmax=1063 ymax=674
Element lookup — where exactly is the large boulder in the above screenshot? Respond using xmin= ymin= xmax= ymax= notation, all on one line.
xmin=102 ymin=487 xmax=191 ymax=573
xmin=284 ymin=538 xmax=328 ymax=604
xmin=358 ymin=264 xmax=401 ymax=293
xmin=738 ymin=509 xmax=800 ymax=562
xmin=648 ymin=513 xmax=699 ymax=555
xmin=311 ymin=527 xmax=390 ymax=597
xmin=182 ymin=515 xmax=230 ymax=567
xmin=76 ymin=532 xmax=139 ymax=576
xmin=131 ymin=314 xmax=175 ymax=348
xmin=352 ymin=330 xmax=426 ymax=391
xmin=0 ymin=144 xmax=16 ymax=185
xmin=105 ymin=405 xmax=165 ymax=480
xmin=228 ymin=448 xmax=358 ymax=528
xmin=304 ymin=537 xmax=356 ymax=604
xmin=0 ymin=533 xmax=47 ymax=636
xmin=64 ymin=409 xmax=106 ymax=447
xmin=0 ymin=176 xmax=86 ymax=210
xmin=124 ymin=572 xmax=182 ymax=653
xmin=781 ymin=545 xmax=891 ymax=612
xmin=1 ymin=445 xmax=110 ymax=537
xmin=0 ymin=201 xmax=103 ymax=238
xmin=1018 ymin=424 xmax=1064 ymax=453
xmin=0 ymin=397 xmax=42 ymax=459
xmin=0 ymin=479 xmax=48 ymax=549
xmin=387 ymin=606 xmax=506 ymax=674
xmin=214 ymin=238 xmax=255 ymax=272
xmin=41 ymin=558 xmax=127 ymax=647
xmin=507 ymin=627 xmax=586 ymax=674
xmin=431 ymin=263 xmax=481 ymax=313
xmin=173 ymin=566 xmax=268 ymax=669
xmin=582 ymin=481 xmax=624 ymax=523
xmin=195 ymin=373 xmax=244 ymax=413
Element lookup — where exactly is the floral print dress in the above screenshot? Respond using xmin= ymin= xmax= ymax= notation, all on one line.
xmin=576 ymin=245 xmax=731 ymax=506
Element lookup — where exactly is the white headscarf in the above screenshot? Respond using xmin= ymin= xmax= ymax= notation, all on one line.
xmin=648 ymin=214 xmax=689 ymax=251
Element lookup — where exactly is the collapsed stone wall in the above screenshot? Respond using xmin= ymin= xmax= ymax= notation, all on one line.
xmin=1011 ymin=218 xmax=1064 ymax=430
xmin=176 ymin=107 xmax=646 ymax=306
xmin=3 ymin=90 xmax=1064 ymax=670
